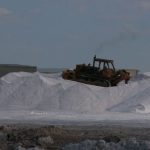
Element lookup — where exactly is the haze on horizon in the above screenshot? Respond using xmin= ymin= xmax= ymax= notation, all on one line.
xmin=0 ymin=0 xmax=150 ymax=72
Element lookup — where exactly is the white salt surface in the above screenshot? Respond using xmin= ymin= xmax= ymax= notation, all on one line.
xmin=1 ymin=72 xmax=150 ymax=124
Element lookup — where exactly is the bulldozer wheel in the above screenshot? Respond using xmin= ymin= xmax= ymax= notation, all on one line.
xmin=94 ymin=80 xmax=111 ymax=87
xmin=104 ymin=80 xmax=111 ymax=87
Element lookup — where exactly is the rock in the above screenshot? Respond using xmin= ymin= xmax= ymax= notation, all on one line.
xmin=38 ymin=136 xmax=54 ymax=146
xmin=0 ymin=132 xmax=7 ymax=141
xmin=16 ymin=146 xmax=45 ymax=150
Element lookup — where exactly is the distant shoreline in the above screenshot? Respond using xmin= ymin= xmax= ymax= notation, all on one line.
xmin=37 ymin=68 xmax=67 ymax=73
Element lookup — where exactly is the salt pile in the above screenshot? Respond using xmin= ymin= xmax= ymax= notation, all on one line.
xmin=1 ymin=72 xmax=150 ymax=114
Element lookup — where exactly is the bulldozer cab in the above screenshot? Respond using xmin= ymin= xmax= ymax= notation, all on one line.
xmin=93 ymin=55 xmax=115 ymax=71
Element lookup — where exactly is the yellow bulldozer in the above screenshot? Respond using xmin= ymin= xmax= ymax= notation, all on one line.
xmin=62 ymin=55 xmax=130 ymax=87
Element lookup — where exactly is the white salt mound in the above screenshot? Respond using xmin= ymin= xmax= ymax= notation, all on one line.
xmin=1 ymin=72 xmax=150 ymax=114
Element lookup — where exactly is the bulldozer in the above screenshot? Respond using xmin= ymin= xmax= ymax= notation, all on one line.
xmin=62 ymin=55 xmax=130 ymax=87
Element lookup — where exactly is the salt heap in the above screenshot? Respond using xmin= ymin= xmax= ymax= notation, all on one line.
xmin=0 ymin=72 xmax=150 ymax=114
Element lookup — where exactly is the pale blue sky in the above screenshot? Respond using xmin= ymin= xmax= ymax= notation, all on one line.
xmin=0 ymin=0 xmax=150 ymax=71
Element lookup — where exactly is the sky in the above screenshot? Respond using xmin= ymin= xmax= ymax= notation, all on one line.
xmin=0 ymin=0 xmax=150 ymax=71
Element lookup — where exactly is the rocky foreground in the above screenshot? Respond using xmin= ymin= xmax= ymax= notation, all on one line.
xmin=0 ymin=123 xmax=150 ymax=149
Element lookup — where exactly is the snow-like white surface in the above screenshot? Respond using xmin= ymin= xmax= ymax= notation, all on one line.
xmin=1 ymin=71 xmax=150 ymax=124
